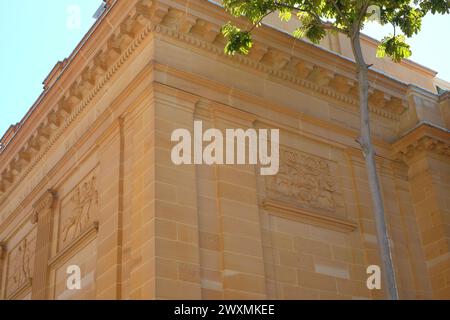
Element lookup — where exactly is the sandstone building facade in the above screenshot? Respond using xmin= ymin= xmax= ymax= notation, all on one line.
xmin=0 ymin=0 xmax=449 ymax=300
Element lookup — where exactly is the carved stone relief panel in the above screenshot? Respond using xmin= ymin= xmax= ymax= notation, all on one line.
xmin=5 ymin=229 xmax=37 ymax=298
xmin=265 ymin=147 xmax=346 ymax=217
xmin=57 ymin=170 xmax=99 ymax=252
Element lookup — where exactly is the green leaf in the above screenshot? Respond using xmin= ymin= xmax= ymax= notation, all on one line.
xmin=419 ymin=0 xmax=450 ymax=14
xmin=221 ymin=22 xmax=253 ymax=55
xmin=294 ymin=12 xmax=326 ymax=43
xmin=220 ymin=0 xmax=448 ymax=61
xmin=305 ymin=23 xmax=326 ymax=44
xmin=279 ymin=8 xmax=292 ymax=22
xmin=293 ymin=27 xmax=306 ymax=39
xmin=377 ymin=35 xmax=412 ymax=62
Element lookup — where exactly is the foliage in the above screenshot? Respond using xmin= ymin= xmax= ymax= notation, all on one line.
xmin=222 ymin=22 xmax=253 ymax=54
xmin=221 ymin=0 xmax=450 ymax=62
xmin=376 ymin=34 xmax=412 ymax=62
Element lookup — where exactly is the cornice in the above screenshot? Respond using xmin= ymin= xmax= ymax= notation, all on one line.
xmin=156 ymin=18 xmax=407 ymax=118
xmin=0 ymin=0 xmax=435 ymax=203
xmin=0 ymin=66 xmax=153 ymax=236
xmin=394 ymin=123 xmax=450 ymax=162
xmin=407 ymin=84 xmax=440 ymax=102
xmin=440 ymin=91 xmax=450 ymax=102
xmin=0 ymin=0 xmax=155 ymax=201
xmin=358 ymin=32 xmax=438 ymax=77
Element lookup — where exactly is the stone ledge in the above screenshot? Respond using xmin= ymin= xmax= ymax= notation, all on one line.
xmin=6 ymin=277 xmax=32 ymax=300
xmin=48 ymin=221 xmax=99 ymax=269
xmin=262 ymin=199 xmax=357 ymax=233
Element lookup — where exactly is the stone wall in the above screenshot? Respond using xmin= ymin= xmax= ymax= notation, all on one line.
xmin=0 ymin=0 xmax=449 ymax=300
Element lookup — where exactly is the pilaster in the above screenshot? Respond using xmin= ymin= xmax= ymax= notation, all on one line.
xmin=152 ymin=85 xmax=203 ymax=299
xmin=394 ymin=124 xmax=450 ymax=298
xmin=95 ymin=119 xmax=124 ymax=299
xmin=31 ymin=190 xmax=57 ymax=300
xmin=195 ymin=100 xmax=268 ymax=299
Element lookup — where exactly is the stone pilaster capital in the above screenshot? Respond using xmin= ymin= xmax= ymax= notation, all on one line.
xmin=31 ymin=190 xmax=57 ymax=224
xmin=394 ymin=123 xmax=450 ymax=164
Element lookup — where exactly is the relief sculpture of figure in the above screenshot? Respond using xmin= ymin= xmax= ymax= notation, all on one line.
xmin=62 ymin=176 xmax=98 ymax=244
xmin=10 ymin=238 xmax=31 ymax=292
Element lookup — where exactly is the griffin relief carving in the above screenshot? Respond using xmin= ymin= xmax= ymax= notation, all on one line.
xmin=61 ymin=176 xmax=98 ymax=245
xmin=266 ymin=148 xmax=337 ymax=212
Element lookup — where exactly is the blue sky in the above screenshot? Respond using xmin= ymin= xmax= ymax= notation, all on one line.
xmin=0 ymin=0 xmax=102 ymax=137
xmin=1 ymin=1 xmax=449 ymax=137
xmin=363 ymin=13 xmax=450 ymax=78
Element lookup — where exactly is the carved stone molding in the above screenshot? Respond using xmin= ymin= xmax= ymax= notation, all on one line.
xmin=7 ymin=278 xmax=32 ymax=301
xmin=263 ymin=200 xmax=357 ymax=233
xmin=265 ymin=147 xmax=341 ymax=213
xmin=0 ymin=0 xmax=412 ymax=202
xmin=31 ymin=190 xmax=57 ymax=224
xmin=397 ymin=136 xmax=450 ymax=162
xmin=150 ymin=10 xmax=407 ymax=119
xmin=59 ymin=173 xmax=98 ymax=251
xmin=5 ymin=231 xmax=36 ymax=298
xmin=394 ymin=124 xmax=450 ymax=163
xmin=0 ymin=0 xmax=155 ymax=200
xmin=49 ymin=221 xmax=99 ymax=269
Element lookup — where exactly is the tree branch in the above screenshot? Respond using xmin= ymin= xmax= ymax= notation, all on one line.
xmin=248 ymin=10 xmax=275 ymax=32
xmin=332 ymin=0 xmax=346 ymax=20
xmin=274 ymin=2 xmax=345 ymax=34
